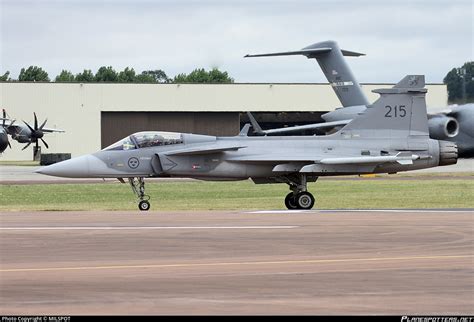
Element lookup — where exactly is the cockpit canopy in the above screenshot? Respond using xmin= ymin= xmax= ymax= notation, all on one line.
xmin=103 ymin=131 xmax=184 ymax=151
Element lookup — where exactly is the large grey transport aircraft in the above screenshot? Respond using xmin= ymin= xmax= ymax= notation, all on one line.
xmin=245 ymin=40 xmax=474 ymax=158
xmin=37 ymin=75 xmax=457 ymax=211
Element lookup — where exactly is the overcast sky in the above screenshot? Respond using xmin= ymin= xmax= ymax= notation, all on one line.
xmin=1 ymin=0 xmax=472 ymax=83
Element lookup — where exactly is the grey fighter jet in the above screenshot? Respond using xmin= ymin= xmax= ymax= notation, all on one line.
xmin=37 ymin=75 xmax=457 ymax=211
xmin=245 ymin=40 xmax=474 ymax=158
xmin=0 ymin=109 xmax=65 ymax=153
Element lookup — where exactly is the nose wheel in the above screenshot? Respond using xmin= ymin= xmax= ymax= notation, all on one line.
xmin=128 ymin=177 xmax=151 ymax=211
xmin=138 ymin=200 xmax=150 ymax=211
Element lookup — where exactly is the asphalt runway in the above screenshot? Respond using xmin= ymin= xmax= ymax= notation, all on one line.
xmin=1 ymin=209 xmax=473 ymax=315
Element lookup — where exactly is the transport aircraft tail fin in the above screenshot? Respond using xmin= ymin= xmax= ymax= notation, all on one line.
xmin=245 ymin=40 xmax=369 ymax=107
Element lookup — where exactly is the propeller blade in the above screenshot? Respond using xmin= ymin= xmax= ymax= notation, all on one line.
xmin=34 ymin=112 xmax=38 ymax=129
xmin=39 ymin=118 xmax=48 ymax=130
xmin=7 ymin=119 xmax=15 ymax=128
xmin=40 ymin=138 xmax=49 ymax=149
xmin=2 ymin=109 xmax=5 ymax=127
xmin=22 ymin=121 xmax=35 ymax=133
xmin=8 ymin=141 xmax=11 ymax=148
xmin=22 ymin=142 xmax=31 ymax=151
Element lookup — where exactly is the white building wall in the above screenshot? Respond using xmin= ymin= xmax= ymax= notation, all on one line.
xmin=0 ymin=82 xmax=447 ymax=161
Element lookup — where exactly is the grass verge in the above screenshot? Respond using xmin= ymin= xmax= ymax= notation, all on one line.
xmin=0 ymin=178 xmax=473 ymax=211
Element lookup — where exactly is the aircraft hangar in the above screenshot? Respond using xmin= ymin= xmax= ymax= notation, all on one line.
xmin=0 ymin=81 xmax=448 ymax=161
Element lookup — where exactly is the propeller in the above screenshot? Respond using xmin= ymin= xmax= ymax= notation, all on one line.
xmin=2 ymin=109 xmax=11 ymax=148
xmin=22 ymin=112 xmax=49 ymax=151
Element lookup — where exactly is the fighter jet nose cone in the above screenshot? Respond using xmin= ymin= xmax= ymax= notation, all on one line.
xmin=36 ymin=154 xmax=93 ymax=178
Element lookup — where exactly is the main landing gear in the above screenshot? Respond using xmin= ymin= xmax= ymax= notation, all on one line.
xmin=128 ymin=177 xmax=151 ymax=211
xmin=283 ymin=174 xmax=316 ymax=210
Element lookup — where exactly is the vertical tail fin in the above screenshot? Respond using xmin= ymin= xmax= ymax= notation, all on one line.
xmin=303 ymin=40 xmax=369 ymax=107
xmin=245 ymin=40 xmax=369 ymax=107
xmin=245 ymin=111 xmax=264 ymax=135
xmin=340 ymin=75 xmax=429 ymax=138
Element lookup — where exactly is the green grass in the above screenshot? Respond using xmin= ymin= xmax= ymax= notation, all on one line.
xmin=0 ymin=160 xmax=40 ymax=166
xmin=0 ymin=178 xmax=473 ymax=211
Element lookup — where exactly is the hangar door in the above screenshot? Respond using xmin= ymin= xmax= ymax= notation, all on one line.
xmin=101 ymin=112 xmax=239 ymax=149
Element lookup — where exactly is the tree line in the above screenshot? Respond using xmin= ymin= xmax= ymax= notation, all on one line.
xmin=1 ymin=62 xmax=472 ymax=103
xmin=443 ymin=62 xmax=474 ymax=104
xmin=0 ymin=66 xmax=234 ymax=84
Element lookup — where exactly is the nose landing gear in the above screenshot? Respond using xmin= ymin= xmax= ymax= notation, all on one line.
xmin=128 ymin=177 xmax=151 ymax=211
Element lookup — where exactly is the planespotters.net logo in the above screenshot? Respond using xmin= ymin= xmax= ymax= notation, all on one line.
xmin=402 ymin=317 xmax=474 ymax=322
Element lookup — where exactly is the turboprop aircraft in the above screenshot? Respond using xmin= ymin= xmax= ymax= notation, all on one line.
xmin=0 ymin=109 xmax=64 ymax=153
xmin=37 ymin=75 xmax=457 ymax=211
xmin=245 ymin=40 xmax=474 ymax=157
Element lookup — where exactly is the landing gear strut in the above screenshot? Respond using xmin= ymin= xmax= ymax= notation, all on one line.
xmin=128 ymin=177 xmax=150 ymax=211
xmin=283 ymin=174 xmax=316 ymax=210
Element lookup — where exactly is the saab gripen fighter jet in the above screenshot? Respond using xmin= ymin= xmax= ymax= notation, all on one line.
xmin=37 ymin=75 xmax=458 ymax=211
xmin=0 ymin=109 xmax=64 ymax=153
xmin=245 ymin=40 xmax=474 ymax=158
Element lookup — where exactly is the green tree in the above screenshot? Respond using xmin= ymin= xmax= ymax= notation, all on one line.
xmin=138 ymin=70 xmax=170 ymax=83
xmin=135 ymin=72 xmax=156 ymax=83
xmin=18 ymin=66 xmax=50 ymax=82
xmin=173 ymin=68 xmax=234 ymax=83
xmin=55 ymin=70 xmax=75 ymax=82
xmin=0 ymin=71 xmax=10 ymax=81
xmin=94 ymin=66 xmax=118 ymax=82
xmin=75 ymin=69 xmax=94 ymax=82
xmin=461 ymin=62 xmax=474 ymax=102
xmin=208 ymin=68 xmax=234 ymax=83
xmin=443 ymin=62 xmax=474 ymax=103
xmin=117 ymin=67 xmax=136 ymax=83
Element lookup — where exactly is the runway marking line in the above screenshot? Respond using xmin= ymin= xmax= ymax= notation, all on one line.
xmin=0 ymin=226 xmax=298 ymax=230
xmin=1 ymin=254 xmax=472 ymax=273
xmin=321 ymin=209 xmax=474 ymax=213
xmin=247 ymin=209 xmax=474 ymax=214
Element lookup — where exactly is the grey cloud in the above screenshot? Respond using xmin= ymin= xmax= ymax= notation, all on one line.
xmin=1 ymin=0 xmax=472 ymax=83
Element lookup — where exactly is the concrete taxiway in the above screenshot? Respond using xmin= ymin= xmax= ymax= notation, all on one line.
xmin=1 ymin=209 xmax=473 ymax=315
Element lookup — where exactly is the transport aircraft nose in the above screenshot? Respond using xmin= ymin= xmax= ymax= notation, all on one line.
xmin=36 ymin=154 xmax=95 ymax=178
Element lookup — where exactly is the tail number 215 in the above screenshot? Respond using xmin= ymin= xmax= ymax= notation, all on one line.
xmin=385 ymin=105 xmax=407 ymax=118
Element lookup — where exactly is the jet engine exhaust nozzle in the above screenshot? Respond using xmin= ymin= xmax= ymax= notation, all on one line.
xmin=438 ymin=140 xmax=458 ymax=166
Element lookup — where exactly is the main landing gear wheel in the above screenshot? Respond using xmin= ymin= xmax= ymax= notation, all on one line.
xmin=285 ymin=193 xmax=298 ymax=210
xmin=138 ymin=200 xmax=150 ymax=211
xmin=283 ymin=174 xmax=317 ymax=210
xmin=284 ymin=192 xmax=315 ymax=210
xmin=295 ymin=192 xmax=315 ymax=210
